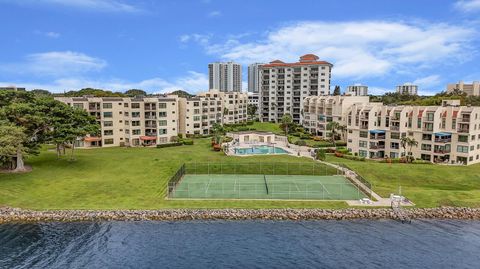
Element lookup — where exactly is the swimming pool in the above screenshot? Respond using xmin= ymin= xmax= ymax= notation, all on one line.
xmin=234 ymin=145 xmax=290 ymax=155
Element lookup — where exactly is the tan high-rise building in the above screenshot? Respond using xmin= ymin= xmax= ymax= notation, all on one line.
xmin=447 ymin=81 xmax=480 ymax=96
xmin=259 ymin=54 xmax=333 ymax=123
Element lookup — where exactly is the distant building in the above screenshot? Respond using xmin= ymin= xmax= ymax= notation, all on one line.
xmin=0 ymin=86 xmax=26 ymax=91
xmin=346 ymin=84 xmax=368 ymax=96
xmin=396 ymin=83 xmax=418 ymax=95
xmin=248 ymin=63 xmax=263 ymax=93
xmin=446 ymin=81 xmax=480 ymax=96
xmin=259 ymin=54 xmax=333 ymax=123
xmin=247 ymin=92 xmax=259 ymax=106
xmin=208 ymin=62 xmax=242 ymax=92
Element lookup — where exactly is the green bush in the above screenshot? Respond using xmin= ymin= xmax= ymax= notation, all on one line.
xmin=336 ymin=148 xmax=350 ymax=154
xmin=300 ymin=134 xmax=311 ymax=139
xmin=156 ymin=142 xmax=183 ymax=148
xmin=316 ymin=149 xmax=326 ymax=161
xmin=341 ymin=154 xmax=366 ymax=161
xmin=295 ymin=140 xmax=307 ymax=146
xmin=246 ymin=121 xmax=254 ymax=125
xmin=182 ymin=139 xmax=194 ymax=145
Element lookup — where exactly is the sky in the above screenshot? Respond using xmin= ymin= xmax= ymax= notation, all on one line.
xmin=0 ymin=0 xmax=480 ymax=95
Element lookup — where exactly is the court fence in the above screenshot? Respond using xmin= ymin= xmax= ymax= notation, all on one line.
xmin=183 ymin=162 xmax=341 ymax=176
xmin=166 ymin=162 xmax=373 ymax=200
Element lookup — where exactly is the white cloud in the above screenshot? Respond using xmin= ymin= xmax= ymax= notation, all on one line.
xmin=413 ymin=75 xmax=442 ymax=88
xmin=34 ymin=31 xmax=61 ymax=38
xmin=0 ymin=71 xmax=209 ymax=94
xmin=368 ymin=86 xmax=391 ymax=95
xmin=195 ymin=21 xmax=475 ymax=79
xmin=0 ymin=51 xmax=107 ymax=77
xmin=207 ymin=10 xmax=221 ymax=17
xmin=454 ymin=0 xmax=480 ymax=12
xmin=2 ymin=0 xmax=141 ymax=13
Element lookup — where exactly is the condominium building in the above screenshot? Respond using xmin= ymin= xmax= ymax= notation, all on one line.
xmin=208 ymin=62 xmax=242 ymax=92
xmin=446 ymin=81 xmax=480 ymax=96
xmin=345 ymin=84 xmax=368 ymax=96
xmin=396 ymin=83 xmax=418 ymax=95
xmin=55 ymin=95 xmax=179 ymax=147
xmin=178 ymin=89 xmax=248 ymax=135
xmin=302 ymin=96 xmax=370 ymax=138
xmin=345 ymin=101 xmax=480 ymax=165
xmin=198 ymin=89 xmax=248 ymax=124
xmin=248 ymin=63 xmax=263 ymax=93
xmin=248 ymin=92 xmax=259 ymax=106
xmin=259 ymin=54 xmax=333 ymax=123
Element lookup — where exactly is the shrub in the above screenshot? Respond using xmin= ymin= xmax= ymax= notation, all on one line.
xmin=341 ymin=155 xmax=366 ymax=161
xmin=334 ymin=152 xmax=344 ymax=157
xmin=178 ymin=133 xmax=183 ymax=139
xmin=313 ymin=136 xmax=323 ymax=141
xmin=182 ymin=139 xmax=194 ymax=145
xmin=295 ymin=140 xmax=307 ymax=146
xmin=300 ymin=133 xmax=311 ymax=140
xmin=246 ymin=121 xmax=254 ymax=125
xmin=316 ymin=149 xmax=326 ymax=161
xmin=156 ymin=142 xmax=183 ymax=148
xmin=237 ymin=127 xmax=250 ymax=131
xmin=336 ymin=148 xmax=350 ymax=154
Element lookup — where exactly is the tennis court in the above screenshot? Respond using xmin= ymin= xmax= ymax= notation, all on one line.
xmin=169 ymin=174 xmax=367 ymax=200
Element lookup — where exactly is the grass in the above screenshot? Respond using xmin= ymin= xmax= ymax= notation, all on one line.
xmin=0 ymin=138 xmax=349 ymax=210
xmin=326 ymin=155 xmax=480 ymax=208
xmin=288 ymin=136 xmax=338 ymax=147
xmin=250 ymin=121 xmax=283 ymax=134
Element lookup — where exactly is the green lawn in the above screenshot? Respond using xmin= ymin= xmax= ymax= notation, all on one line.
xmin=326 ymin=155 xmax=480 ymax=208
xmin=250 ymin=121 xmax=283 ymax=134
xmin=0 ymin=138 xmax=348 ymax=210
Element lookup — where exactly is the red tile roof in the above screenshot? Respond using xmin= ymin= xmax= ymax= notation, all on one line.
xmin=261 ymin=54 xmax=332 ymax=68
xmin=140 ymin=136 xmax=157 ymax=141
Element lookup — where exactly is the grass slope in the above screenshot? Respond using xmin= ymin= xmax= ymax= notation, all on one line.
xmin=0 ymin=138 xmax=346 ymax=210
xmin=326 ymin=155 xmax=480 ymax=208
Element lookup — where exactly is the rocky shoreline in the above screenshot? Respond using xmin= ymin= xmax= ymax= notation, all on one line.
xmin=1 ymin=207 xmax=480 ymax=223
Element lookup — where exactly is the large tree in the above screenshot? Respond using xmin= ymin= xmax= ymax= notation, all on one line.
xmin=326 ymin=121 xmax=340 ymax=147
xmin=247 ymin=104 xmax=258 ymax=121
xmin=0 ymin=123 xmax=28 ymax=171
xmin=333 ymin=85 xmax=341 ymax=96
xmin=125 ymin=89 xmax=147 ymax=97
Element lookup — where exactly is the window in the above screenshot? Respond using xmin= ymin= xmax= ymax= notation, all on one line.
xmin=104 ymin=139 xmax=114 ymax=145
xmin=458 ymin=135 xmax=468 ymax=143
xmin=391 ymin=132 xmax=400 ymax=139
xmin=421 ymin=144 xmax=432 ymax=151
xmin=158 ymin=120 xmax=167 ymax=126
xmin=359 ymin=141 xmax=367 ymax=148
xmin=103 ymin=112 xmax=112 ymax=118
xmin=124 ymin=103 xmax=129 ymax=108
xmin=103 ymin=121 xmax=113 ymax=127
xmin=159 ymin=129 xmax=167 ymax=135
xmin=132 ymin=129 xmax=141 ymax=135
xmin=417 ymin=118 xmax=422 ymax=128
xmin=194 ymin=109 xmax=200 ymax=114
xmin=422 ymin=134 xmax=432 ymax=141
xmin=132 ymin=112 xmax=140 ymax=118
xmin=73 ymin=103 xmax=84 ymax=109
xmin=159 ymin=112 xmax=167 ymax=117
xmin=452 ymin=119 xmax=456 ymax=129
xmin=132 ymin=121 xmax=141 ymax=126
xmin=158 ymin=103 xmax=167 ymax=109
xmin=194 ymin=116 xmax=201 ymax=121
xmin=103 ymin=130 xmax=113 ymax=136
xmin=359 ymin=150 xmax=367 ymax=157
xmin=426 ymin=112 xmax=434 ymax=121
xmin=131 ymin=103 xmax=140 ymax=109
xmin=103 ymin=103 xmax=112 ymax=109
xmin=359 ymin=131 xmax=368 ymax=138
xmin=457 ymin=145 xmax=468 ymax=153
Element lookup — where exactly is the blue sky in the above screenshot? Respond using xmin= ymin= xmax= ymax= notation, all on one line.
xmin=1 ymin=0 xmax=480 ymax=95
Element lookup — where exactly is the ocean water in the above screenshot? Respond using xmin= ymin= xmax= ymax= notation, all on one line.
xmin=1 ymin=220 xmax=480 ymax=268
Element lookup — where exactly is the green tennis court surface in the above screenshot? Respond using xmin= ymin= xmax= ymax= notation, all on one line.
xmin=169 ymin=174 xmax=366 ymax=200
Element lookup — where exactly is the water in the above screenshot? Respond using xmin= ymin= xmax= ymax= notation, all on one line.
xmin=234 ymin=145 xmax=289 ymax=155
xmin=1 ymin=220 xmax=480 ymax=268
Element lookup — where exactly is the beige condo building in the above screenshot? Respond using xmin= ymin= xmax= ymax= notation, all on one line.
xmin=345 ymin=100 xmax=480 ymax=165
xmin=447 ymin=81 xmax=480 ymax=96
xmin=302 ymin=96 xmax=370 ymax=139
xmin=55 ymin=95 xmax=179 ymax=147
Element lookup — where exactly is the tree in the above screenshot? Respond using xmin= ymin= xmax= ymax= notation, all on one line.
xmin=327 ymin=121 xmax=340 ymax=147
xmin=247 ymin=104 xmax=258 ymax=121
xmin=280 ymin=114 xmax=293 ymax=135
xmin=0 ymin=123 xmax=28 ymax=171
xmin=333 ymin=85 xmax=341 ymax=96
xmin=406 ymin=137 xmax=419 ymax=162
xmin=31 ymin=89 xmax=52 ymax=97
xmin=316 ymin=149 xmax=326 ymax=161
xmin=400 ymin=136 xmax=408 ymax=159
xmin=125 ymin=89 xmax=147 ymax=97
xmin=338 ymin=124 xmax=347 ymax=142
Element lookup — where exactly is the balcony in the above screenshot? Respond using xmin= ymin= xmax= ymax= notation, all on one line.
xmin=370 ymin=135 xmax=386 ymax=140
xmin=457 ymin=128 xmax=470 ymax=133
xmin=360 ymin=124 xmax=369 ymax=130
xmin=434 ymin=138 xmax=451 ymax=143
xmin=390 ymin=126 xmax=400 ymax=131
xmin=369 ymin=145 xmax=385 ymax=150
xmin=434 ymin=149 xmax=451 ymax=154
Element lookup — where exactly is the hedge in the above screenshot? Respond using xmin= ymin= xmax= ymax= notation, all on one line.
xmin=182 ymin=139 xmax=194 ymax=145
xmin=156 ymin=142 xmax=183 ymax=148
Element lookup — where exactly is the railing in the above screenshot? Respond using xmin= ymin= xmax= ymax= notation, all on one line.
xmin=390 ymin=126 xmax=400 ymax=131
xmin=336 ymin=163 xmax=373 ymax=198
xmin=457 ymin=128 xmax=470 ymax=133
xmin=434 ymin=138 xmax=451 ymax=143
xmin=369 ymin=145 xmax=385 ymax=149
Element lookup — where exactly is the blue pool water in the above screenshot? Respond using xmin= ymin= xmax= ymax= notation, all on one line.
xmin=1 ymin=220 xmax=480 ymax=268
xmin=234 ymin=145 xmax=289 ymax=155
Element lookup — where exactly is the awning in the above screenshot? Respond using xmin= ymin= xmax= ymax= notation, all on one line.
xmin=84 ymin=137 xmax=102 ymax=142
xmin=140 ymin=136 xmax=157 ymax=141
xmin=434 ymin=132 xmax=452 ymax=136
xmin=369 ymin=130 xmax=386 ymax=134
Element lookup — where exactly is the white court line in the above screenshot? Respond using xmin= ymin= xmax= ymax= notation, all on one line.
xmin=205 ymin=177 xmax=214 ymax=193
xmin=321 ymin=183 xmax=331 ymax=195
xmin=293 ymin=179 xmax=301 ymax=192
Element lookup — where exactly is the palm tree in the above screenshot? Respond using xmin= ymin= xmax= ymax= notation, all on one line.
xmin=338 ymin=124 xmax=347 ymax=142
xmin=280 ymin=113 xmax=293 ymax=135
xmin=326 ymin=121 xmax=340 ymax=147
xmin=407 ymin=137 xmax=418 ymax=162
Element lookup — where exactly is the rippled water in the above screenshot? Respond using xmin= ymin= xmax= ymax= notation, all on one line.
xmin=1 ymin=220 xmax=480 ymax=268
